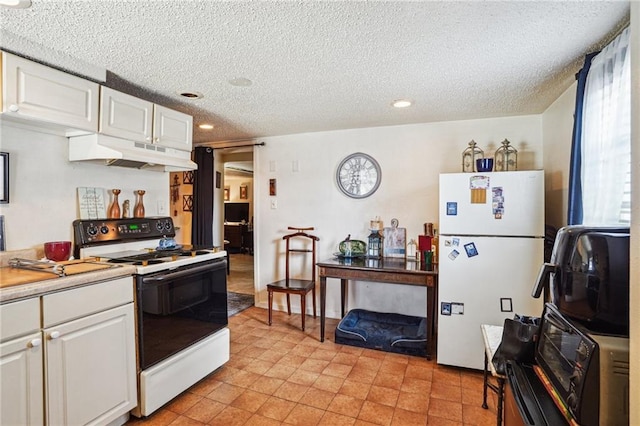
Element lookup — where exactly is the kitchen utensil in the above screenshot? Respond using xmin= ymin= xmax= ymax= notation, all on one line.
xmin=44 ymin=241 xmax=71 ymax=261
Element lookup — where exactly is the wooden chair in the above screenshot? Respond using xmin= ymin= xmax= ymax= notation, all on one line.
xmin=267 ymin=227 xmax=319 ymax=331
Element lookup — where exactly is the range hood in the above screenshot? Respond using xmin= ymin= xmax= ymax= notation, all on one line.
xmin=68 ymin=134 xmax=197 ymax=172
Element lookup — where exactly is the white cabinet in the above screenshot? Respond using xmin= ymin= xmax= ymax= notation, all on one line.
xmin=100 ymin=86 xmax=193 ymax=152
xmin=1 ymin=51 xmax=99 ymax=134
xmin=0 ymin=277 xmax=137 ymax=426
xmin=0 ymin=298 xmax=44 ymax=425
xmin=152 ymin=104 xmax=193 ymax=151
xmin=99 ymin=86 xmax=153 ymax=143
xmin=44 ymin=304 xmax=136 ymax=426
xmin=42 ymin=277 xmax=137 ymax=426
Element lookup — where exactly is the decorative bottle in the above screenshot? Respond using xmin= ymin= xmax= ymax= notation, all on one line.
xmin=108 ymin=189 xmax=121 ymax=219
xmin=134 ymin=190 xmax=146 ymax=218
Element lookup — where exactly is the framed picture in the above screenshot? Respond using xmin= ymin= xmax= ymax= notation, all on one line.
xmin=269 ymin=178 xmax=276 ymax=196
xmin=383 ymin=219 xmax=406 ymax=258
xmin=240 ymin=184 xmax=248 ymax=200
xmin=183 ymin=170 xmax=194 ymax=184
xmin=215 ymin=171 xmax=221 ymax=189
xmin=0 ymin=152 xmax=9 ymax=204
xmin=224 ymin=186 xmax=230 ymax=201
xmin=182 ymin=195 xmax=193 ymax=212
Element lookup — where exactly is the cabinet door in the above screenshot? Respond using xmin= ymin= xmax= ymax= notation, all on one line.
xmin=2 ymin=52 xmax=99 ymax=132
xmin=0 ymin=332 xmax=44 ymax=426
xmin=153 ymin=104 xmax=193 ymax=151
xmin=99 ymin=86 xmax=153 ymax=142
xmin=45 ymin=303 xmax=137 ymax=426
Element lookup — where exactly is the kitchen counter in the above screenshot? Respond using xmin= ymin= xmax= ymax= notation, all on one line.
xmin=0 ymin=249 xmax=136 ymax=303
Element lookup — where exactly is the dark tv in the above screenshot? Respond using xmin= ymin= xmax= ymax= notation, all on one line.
xmin=224 ymin=202 xmax=249 ymax=223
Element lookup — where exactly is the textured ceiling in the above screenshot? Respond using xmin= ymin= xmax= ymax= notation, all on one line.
xmin=0 ymin=1 xmax=630 ymax=145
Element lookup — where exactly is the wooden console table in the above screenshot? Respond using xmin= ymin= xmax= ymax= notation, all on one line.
xmin=317 ymin=257 xmax=438 ymax=359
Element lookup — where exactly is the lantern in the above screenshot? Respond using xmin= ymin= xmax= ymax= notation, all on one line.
xmin=495 ymin=139 xmax=518 ymax=171
xmin=462 ymin=140 xmax=484 ymax=172
xmin=367 ymin=229 xmax=383 ymax=259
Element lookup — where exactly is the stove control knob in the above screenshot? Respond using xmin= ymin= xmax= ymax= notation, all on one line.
xmin=156 ymin=221 xmax=164 ymax=232
xmin=87 ymin=225 xmax=98 ymax=237
xmin=164 ymin=221 xmax=172 ymax=231
xmin=100 ymin=225 xmax=110 ymax=235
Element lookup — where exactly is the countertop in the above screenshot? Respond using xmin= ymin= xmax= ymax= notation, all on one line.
xmin=0 ymin=249 xmax=136 ymax=303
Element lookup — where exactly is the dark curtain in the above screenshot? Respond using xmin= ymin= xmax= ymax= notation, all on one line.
xmin=567 ymin=52 xmax=599 ymax=225
xmin=191 ymin=147 xmax=214 ymax=246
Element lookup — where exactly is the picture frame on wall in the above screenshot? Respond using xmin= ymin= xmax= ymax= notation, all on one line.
xmin=183 ymin=195 xmax=193 ymax=212
xmin=1 ymin=152 xmax=9 ymax=204
xmin=224 ymin=187 xmax=230 ymax=201
xmin=269 ymin=178 xmax=276 ymax=196
xmin=240 ymin=184 xmax=248 ymax=200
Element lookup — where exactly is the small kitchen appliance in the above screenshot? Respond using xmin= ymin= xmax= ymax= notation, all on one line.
xmin=534 ymin=303 xmax=629 ymax=425
xmin=532 ymin=225 xmax=630 ymax=336
xmin=73 ymin=217 xmax=229 ymax=417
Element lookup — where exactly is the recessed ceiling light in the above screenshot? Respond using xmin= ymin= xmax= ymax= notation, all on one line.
xmin=0 ymin=0 xmax=31 ymax=8
xmin=228 ymin=77 xmax=252 ymax=87
xmin=392 ymin=99 xmax=413 ymax=108
xmin=199 ymin=124 xmax=214 ymax=130
xmin=178 ymin=91 xmax=203 ymax=99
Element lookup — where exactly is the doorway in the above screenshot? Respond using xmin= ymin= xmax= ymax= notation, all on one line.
xmin=222 ymin=150 xmax=255 ymax=313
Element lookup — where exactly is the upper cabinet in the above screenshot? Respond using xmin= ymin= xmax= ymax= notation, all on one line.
xmin=152 ymin=104 xmax=193 ymax=151
xmin=1 ymin=51 xmax=99 ymax=134
xmin=99 ymin=86 xmax=153 ymax=142
xmin=100 ymin=87 xmax=193 ymax=152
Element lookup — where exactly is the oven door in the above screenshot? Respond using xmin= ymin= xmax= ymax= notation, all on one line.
xmin=137 ymin=258 xmax=228 ymax=370
xmin=534 ymin=304 xmax=596 ymax=419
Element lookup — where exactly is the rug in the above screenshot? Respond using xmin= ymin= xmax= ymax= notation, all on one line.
xmin=228 ymin=292 xmax=254 ymax=317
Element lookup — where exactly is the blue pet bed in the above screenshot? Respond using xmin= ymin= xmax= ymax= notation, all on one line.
xmin=335 ymin=309 xmax=427 ymax=357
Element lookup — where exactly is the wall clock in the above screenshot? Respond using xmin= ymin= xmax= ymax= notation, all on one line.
xmin=336 ymin=152 xmax=381 ymax=199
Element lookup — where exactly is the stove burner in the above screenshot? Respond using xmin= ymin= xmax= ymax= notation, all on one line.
xmin=179 ymin=250 xmax=210 ymax=257
xmin=104 ymin=248 xmax=214 ymax=266
xmin=108 ymin=258 xmax=165 ymax=266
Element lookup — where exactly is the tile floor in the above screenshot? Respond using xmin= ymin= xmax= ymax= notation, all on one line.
xmin=128 ymin=307 xmax=499 ymax=426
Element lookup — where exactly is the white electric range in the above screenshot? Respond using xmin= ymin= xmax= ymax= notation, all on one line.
xmin=73 ymin=217 xmax=229 ymax=417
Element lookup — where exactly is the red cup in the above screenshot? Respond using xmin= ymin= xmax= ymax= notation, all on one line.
xmin=44 ymin=241 xmax=72 ymax=262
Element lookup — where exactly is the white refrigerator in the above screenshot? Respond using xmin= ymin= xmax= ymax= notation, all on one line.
xmin=437 ymin=170 xmax=544 ymax=370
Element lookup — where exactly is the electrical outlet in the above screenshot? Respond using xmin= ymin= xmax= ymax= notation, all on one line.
xmin=271 ymin=199 xmax=277 ymax=209
xmin=157 ymin=200 xmax=166 ymax=215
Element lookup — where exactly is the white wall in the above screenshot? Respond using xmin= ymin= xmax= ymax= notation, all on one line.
xmin=0 ymin=122 xmax=170 ymax=251
xmin=541 ymin=82 xmax=577 ymax=229
xmin=253 ymin=115 xmax=543 ymax=318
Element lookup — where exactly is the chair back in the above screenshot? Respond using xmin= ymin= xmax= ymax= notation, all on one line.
xmin=283 ymin=227 xmax=319 ymax=283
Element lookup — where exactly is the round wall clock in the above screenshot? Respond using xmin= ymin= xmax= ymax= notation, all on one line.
xmin=336 ymin=152 xmax=381 ymax=199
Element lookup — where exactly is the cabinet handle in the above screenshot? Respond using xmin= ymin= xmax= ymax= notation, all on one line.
xmin=154 ymin=137 xmax=159 ymax=143
xmin=49 ymin=331 xmax=61 ymax=340
xmin=8 ymin=104 xmax=19 ymax=112
xmin=145 ymin=136 xmax=152 ymax=141
xmin=29 ymin=338 xmax=42 ymax=348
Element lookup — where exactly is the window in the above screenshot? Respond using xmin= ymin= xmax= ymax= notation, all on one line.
xmin=579 ymin=27 xmax=630 ymax=226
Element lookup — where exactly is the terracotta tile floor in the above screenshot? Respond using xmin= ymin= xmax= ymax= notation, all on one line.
xmin=128 ymin=307 xmax=499 ymax=426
